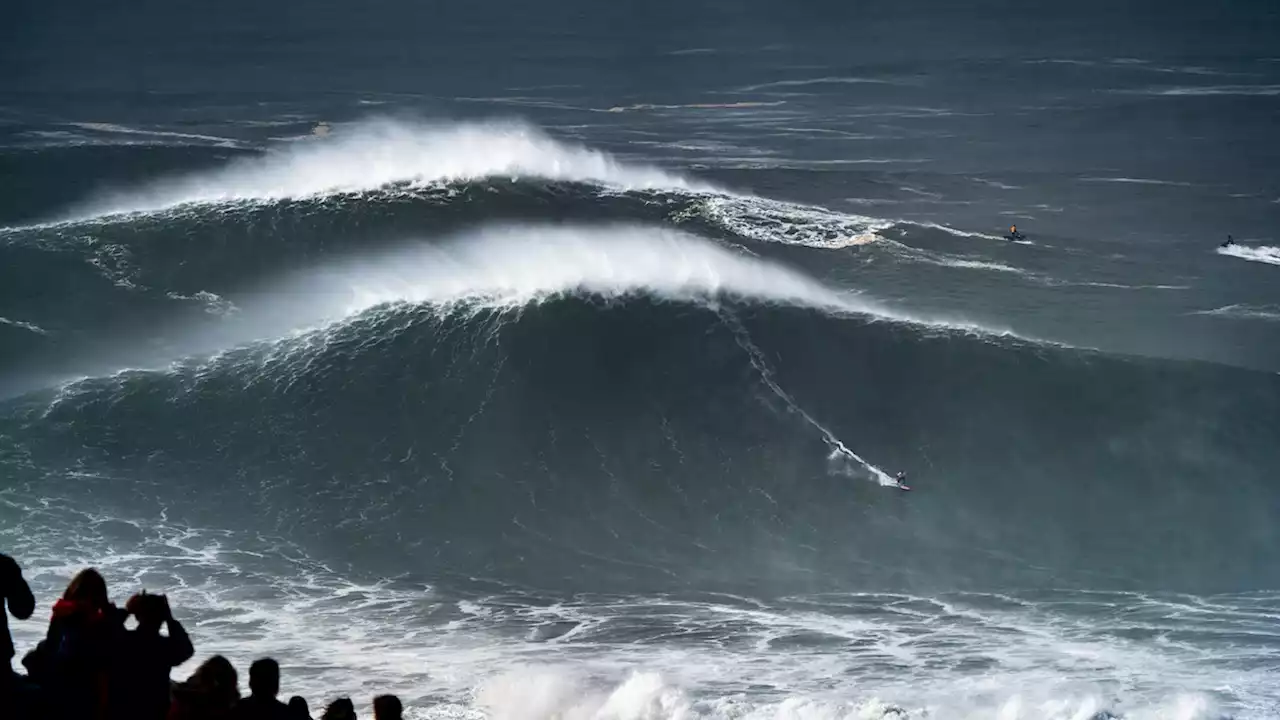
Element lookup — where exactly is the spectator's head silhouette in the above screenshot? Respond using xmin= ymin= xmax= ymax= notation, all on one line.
xmin=289 ymin=695 xmax=312 ymax=718
xmin=373 ymin=694 xmax=402 ymax=719
xmin=168 ymin=654 xmax=239 ymax=719
xmin=125 ymin=591 xmax=170 ymax=632
xmin=322 ymin=696 xmax=357 ymax=719
xmin=192 ymin=654 xmax=240 ymax=703
xmin=63 ymin=568 xmax=108 ymax=608
xmin=249 ymin=657 xmax=281 ymax=698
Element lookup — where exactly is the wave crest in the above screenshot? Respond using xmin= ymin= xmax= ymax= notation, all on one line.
xmin=287 ymin=225 xmax=1023 ymax=341
xmin=73 ymin=118 xmax=718 ymax=219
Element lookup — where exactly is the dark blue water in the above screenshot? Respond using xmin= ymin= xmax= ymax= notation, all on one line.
xmin=3 ymin=1 xmax=1279 ymax=717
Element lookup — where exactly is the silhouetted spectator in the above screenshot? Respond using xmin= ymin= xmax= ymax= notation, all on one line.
xmin=168 ymin=655 xmax=239 ymax=720
xmin=1 ymin=553 xmax=36 ymax=714
xmin=23 ymin=568 xmax=126 ymax=720
xmin=1 ymin=553 xmax=35 ymax=666
xmin=233 ymin=658 xmax=293 ymax=720
xmin=372 ymin=694 xmax=402 ymax=720
xmin=287 ymin=695 xmax=312 ymax=719
xmin=321 ymin=697 xmax=356 ymax=720
xmin=111 ymin=591 xmax=195 ymax=720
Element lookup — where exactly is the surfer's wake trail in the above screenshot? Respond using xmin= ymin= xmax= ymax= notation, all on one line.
xmin=1218 ymin=243 xmax=1280 ymax=267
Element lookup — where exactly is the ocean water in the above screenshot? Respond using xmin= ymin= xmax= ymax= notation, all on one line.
xmin=3 ymin=0 xmax=1280 ymax=717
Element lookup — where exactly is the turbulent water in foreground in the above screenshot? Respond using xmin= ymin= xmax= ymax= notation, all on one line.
xmin=5 ymin=1 xmax=1280 ymax=718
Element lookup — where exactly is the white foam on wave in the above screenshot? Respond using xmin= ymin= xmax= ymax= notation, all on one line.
xmin=70 ymin=118 xmax=718 ymax=220
xmin=17 ymin=116 xmax=980 ymax=269
xmin=691 ymin=196 xmax=890 ymax=249
xmin=476 ymin=669 xmax=692 ymax=720
xmin=474 ymin=668 xmax=1233 ymax=720
xmin=331 ymin=226 xmax=854 ymax=315
xmin=1218 ymin=244 xmax=1280 ymax=267
xmin=31 ymin=116 xmax=898 ymax=256
xmin=292 ymin=225 xmax=1020 ymax=341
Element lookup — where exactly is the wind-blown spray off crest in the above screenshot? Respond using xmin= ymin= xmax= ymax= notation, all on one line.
xmin=291 ymin=225 xmax=1016 ymax=342
xmin=33 ymin=117 xmax=896 ymax=263
xmin=73 ymin=119 xmax=720 ymax=220
xmin=312 ymin=225 xmax=864 ymax=319
xmin=204 ymin=224 xmax=877 ymax=366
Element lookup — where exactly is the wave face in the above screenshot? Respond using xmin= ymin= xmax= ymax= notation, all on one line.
xmin=5 ymin=218 xmax=1278 ymax=594
xmin=14 ymin=292 xmax=1280 ymax=583
xmin=4 ymin=118 xmax=1280 ymax=719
